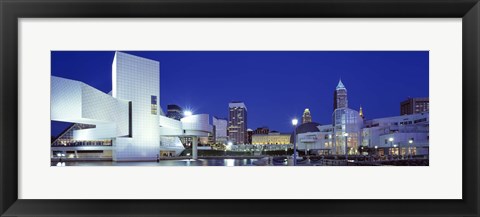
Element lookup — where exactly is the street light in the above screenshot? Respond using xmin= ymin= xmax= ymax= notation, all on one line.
xmin=408 ymin=138 xmax=414 ymax=159
xmin=344 ymin=133 xmax=349 ymax=163
xmin=292 ymin=118 xmax=298 ymax=166
xmin=388 ymin=137 xmax=394 ymax=160
xmin=292 ymin=119 xmax=298 ymax=126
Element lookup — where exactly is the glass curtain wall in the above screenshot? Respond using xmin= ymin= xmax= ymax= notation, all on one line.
xmin=332 ymin=108 xmax=363 ymax=155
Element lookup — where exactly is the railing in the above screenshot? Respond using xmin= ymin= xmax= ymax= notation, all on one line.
xmin=311 ymin=157 xmax=428 ymax=166
xmin=51 ymin=142 xmax=112 ymax=147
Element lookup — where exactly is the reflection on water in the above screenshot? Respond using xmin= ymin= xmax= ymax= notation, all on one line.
xmin=51 ymin=158 xmax=260 ymax=166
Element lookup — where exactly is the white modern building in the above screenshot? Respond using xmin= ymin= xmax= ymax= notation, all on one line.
xmin=295 ymin=108 xmax=363 ymax=155
xmin=51 ymin=51 xmax=212 ymax=161
xmin=362 ymin=112 xmax=429 ymax=156
xmin=295 ymin=111 xmax=429 ymax=157
xmin=295 ymin=122 xmax=334 ymax=155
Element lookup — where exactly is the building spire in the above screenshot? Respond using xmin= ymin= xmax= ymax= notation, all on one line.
xmin=302 ymin=108 xmax=312 ymax=124
xmin=336 ymin=79 xmax=346 ymax=90
xmin=359 ymin=105 xmax=364 ymax=119
xmin=333 ymin=79 xmax=348 ymax=110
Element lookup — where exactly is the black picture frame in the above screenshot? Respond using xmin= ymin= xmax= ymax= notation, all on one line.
xmin=1 ymin=0 xmax=479 ymax=216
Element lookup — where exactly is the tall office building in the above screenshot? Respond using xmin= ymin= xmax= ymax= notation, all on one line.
xmin=302 ymin=108 xmax=312 ymax=124
xmin=228 ymin=101 xmax=248 ymax=144
xmin=166 ymin=104 xmax=183 ymax=120
xmin=334 ymin=79 xmax=348 ymax=110
xmin=400 ymin=97 xmax=429 ymax=115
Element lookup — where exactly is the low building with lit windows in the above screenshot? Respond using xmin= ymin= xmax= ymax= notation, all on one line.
xmin=251 ymin=132 xmax=291 ymax=145
xmin=362 ymin=112 xmax=429 ymax=157
xmin=295 ymin=112 xmax=429 ymax=157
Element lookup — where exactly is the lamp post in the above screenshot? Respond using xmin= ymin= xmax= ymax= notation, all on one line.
xmin=292 ymin=118 xmax=298 ymax=166
xmin=408 ymin=138 xmax=414 ymax=159
xmin=344 ymin=133 xmax=349 ymax=164
xmin=388 ymin=137 xmax=394 ymax=160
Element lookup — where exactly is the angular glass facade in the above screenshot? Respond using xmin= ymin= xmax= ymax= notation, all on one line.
xmin=332 ymin=108 xmax=363 ymax=155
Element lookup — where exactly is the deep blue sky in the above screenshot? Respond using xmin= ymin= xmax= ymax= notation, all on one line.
xmin=51 ymin=51 xmax=428 ymax=136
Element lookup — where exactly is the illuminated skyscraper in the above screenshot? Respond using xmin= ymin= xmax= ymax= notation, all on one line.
xmin=359 ymin=106 xmax=364 ymax=119
xmin=334 ymin=79 xmax=348 ymax=110
xmin=302 ymin=108 xmax=312 ymax=124
xmin=228 ymin=101 xmax=248 ymax=144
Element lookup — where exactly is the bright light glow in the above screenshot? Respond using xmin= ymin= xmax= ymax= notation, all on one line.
xmin=389 ymin=137 xmax=394 ymax=142
xmin=227 ymin=141 xmax=233 ymax=146
xmin=56 ymin=153 xmax=61 ymax=157
xmin=409 ymin=139 xmax=414 ymax=144
xmin=291 ymin=119 xmax=298 ymax=126
xmin=183 ymin=110 xmax=192 ymax=117
xmin=225 ymin=159 xmax=235 ymax=167
xmin=393 ymin=144 xmax=398 ymax=148
xmin=374 ymin=146 xmax=378 ymax=149
xmin=343 ymin=133 xmax=349 ymax=137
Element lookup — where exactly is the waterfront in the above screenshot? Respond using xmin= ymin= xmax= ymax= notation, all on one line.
xmin=52 ymin=158 xmax=262 ymax=166
xmin=51 ymin=156 xmax=428 ymax=166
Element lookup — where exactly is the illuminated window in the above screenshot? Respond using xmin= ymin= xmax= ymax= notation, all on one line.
xmin=151 ymin=95 xmax=157 ymax=115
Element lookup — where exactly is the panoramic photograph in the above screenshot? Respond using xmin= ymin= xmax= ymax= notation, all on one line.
xmin=51 ymin=51 xmax=429 ymax=166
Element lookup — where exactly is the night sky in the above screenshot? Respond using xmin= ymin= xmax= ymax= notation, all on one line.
xmin=51 ymin=51 xmax=428 ymax=137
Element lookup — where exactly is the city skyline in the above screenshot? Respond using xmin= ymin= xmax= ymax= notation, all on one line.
xmin=51 ymin=51 xmax=429 ymax=136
